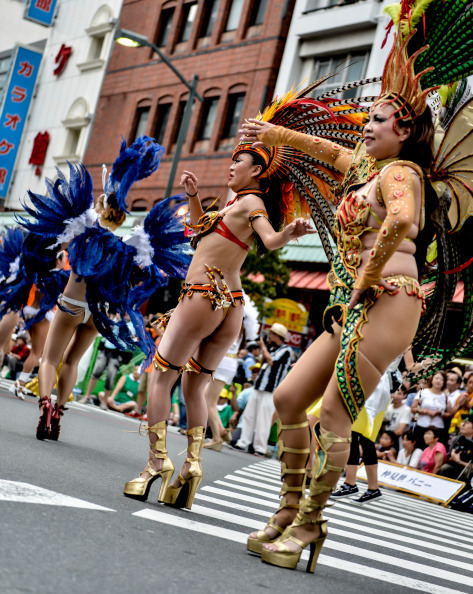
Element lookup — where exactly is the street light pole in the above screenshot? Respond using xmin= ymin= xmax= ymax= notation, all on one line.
xmin=165 ymin=73 xmax=199 ymax=200
xmin=114 ymin=28 xmax=204 ymax=198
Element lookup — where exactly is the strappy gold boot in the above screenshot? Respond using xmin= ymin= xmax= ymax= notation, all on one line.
xmin=124 ymin=421 xmax=174 ymax=502
xmin=247 ymin=420 xmax=310 ymax=555
xmin=261 ymin=423 xmax=351 ymax=572
xmin=159 ymin=426 xmax=205 ymax=510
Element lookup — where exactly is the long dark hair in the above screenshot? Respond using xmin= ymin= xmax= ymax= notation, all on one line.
xmin=243 ymin=150 xmax=283 ymax=254
xmin=396 ymin=107 xmax=447 ymax=278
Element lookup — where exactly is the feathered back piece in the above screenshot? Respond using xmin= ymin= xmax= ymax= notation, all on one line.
xmin=233 ymin=78 xmax=374 ymax=259
xmin=103 ymin=135 xmax=165 ymax=213
xmin=378 ymin=0 xmax=473 ymax=120
xmin=18 ymin=162 xmax=95 ymax=241
xmin=0 ymin=227 xmax=25 ymax=281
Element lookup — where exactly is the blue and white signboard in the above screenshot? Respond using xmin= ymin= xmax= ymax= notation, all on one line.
xmin=24 ymin=0 xmax=59 ymax=27
xmin=0 ymin=46 xmax=42 ymax=200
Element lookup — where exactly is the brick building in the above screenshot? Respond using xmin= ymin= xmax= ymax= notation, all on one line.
xmin=84 ymin=0 xmax=296 ymax=211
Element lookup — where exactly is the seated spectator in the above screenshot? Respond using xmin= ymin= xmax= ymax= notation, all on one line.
xmin=449 ymin=375 xmax=473 ymax=435
xmin=420 ymin=426 xmax=447 ymax=474
xmin=376 ymin=430 xmax=398 ymax=462
xmin=397 ymin=430 xmax=423 ymax=469
xmin=439 ymin=418 xmax=473 ymax=480
xmin=216 ymin=387 xmax=233 ymax=429
xmin=383 ymin=388 xmax=412 ymax=445
xmin=103 ymin=366 xmax=141 ymax=414
xmin=3 ymin=332 xmax=30 ymax=379
xmin=411 ymin=372 xmax=447 ymax=447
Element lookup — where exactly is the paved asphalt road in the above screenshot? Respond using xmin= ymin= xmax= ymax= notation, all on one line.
xmin=1 ymin=387 xmax=472 ymax=594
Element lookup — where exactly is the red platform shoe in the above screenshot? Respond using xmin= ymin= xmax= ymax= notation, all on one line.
xmin=36 ymin=396 xmax=52 ymax=440
xmin=50 ymin=404 xmax=67 ymax=441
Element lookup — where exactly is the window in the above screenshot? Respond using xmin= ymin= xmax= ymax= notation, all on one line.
xmin=248 ymin=0 xmax=268 ymax=26
xmin=225 ymin=0 xmax=244 ymax=31
xmin=178 ymin=2 xmax=198 ymax=42
xmin=79 ymin=5 xmax=114 ymax=72
xmin=154 ymin=103 xmax=172 ymax=145
xmin=0 ymin=53 xmax=12 ymax=99
xmin=170 ymin=100 xmax=187 ymax=146
xmin=133 ymin=106 xmax=150 ymax=140
xmin=55 ymin=98 xmax=91 ymax=163
xmin=88 ymin=35 xmax=104 ymax=60
xmin=197 ymin=97 xmax=219 ymax=140
xmin=156 ymin=8 xmax=175 ymax=47
xmin=309 ymin=51 xmax=370 ymax=100
xmin=222 ymin=93 xmax=245 ymax=138
xmin=200 ymin=0 xmax=220 ymax=38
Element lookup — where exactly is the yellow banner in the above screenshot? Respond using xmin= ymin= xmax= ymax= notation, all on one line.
xmin=265 ymin=298 xmax=308 ymax=333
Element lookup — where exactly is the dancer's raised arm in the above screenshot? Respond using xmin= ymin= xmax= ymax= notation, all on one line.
xmin=240 ymin=118 xmax=353 ymax=174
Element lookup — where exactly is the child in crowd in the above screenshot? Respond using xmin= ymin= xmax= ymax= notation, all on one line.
xmin=376 ymin=431 xmax=398 ymax=462
xmin=396 ymin=430 xmax=423 ymax=469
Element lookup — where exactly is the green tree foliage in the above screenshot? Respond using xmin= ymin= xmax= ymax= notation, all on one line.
xmin=241 ymin=245 xmax=291 ymax=317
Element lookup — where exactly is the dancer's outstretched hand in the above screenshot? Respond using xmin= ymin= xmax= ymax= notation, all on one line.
xmin=238 ymin=119 xmax=275 ymax=148
xmin=283 ymin=218 xmax=316 ymax=241
xmin=181 ymin=170 xmax=198 ymax=196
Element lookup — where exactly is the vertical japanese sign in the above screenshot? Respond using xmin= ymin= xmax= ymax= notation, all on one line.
xmin=24 ymin=0 xmax=59 ymax=27
xmin=0 ymin=46 xmax=42 ymax=200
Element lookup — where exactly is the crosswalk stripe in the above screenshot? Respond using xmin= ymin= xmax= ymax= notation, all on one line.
xmin=195 ymin=492 xmax=472 ymax=565
xmin=201 ymin=502 xmax=471 ymax=585
xmin=219 ymin=474 xmax=473 ymax=550
xmin=133 ymin=508 xmax=466 ymax=594
xmin=361 ymin=498 xmax=473 ymax=540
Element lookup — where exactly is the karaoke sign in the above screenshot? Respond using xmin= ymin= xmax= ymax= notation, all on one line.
xmin=24 ymin=0 xmax=59 ymax=27
xmin=0 ymin=45 xmax=43 ymax=199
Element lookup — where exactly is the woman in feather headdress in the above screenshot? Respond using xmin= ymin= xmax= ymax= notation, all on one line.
xmin=20 ymin=136 xmax=190 ymax=441
xmin=122 ymin=143 xmax=319 ymax=509
xmin=237 ymin=0 xmax=473 ymax=573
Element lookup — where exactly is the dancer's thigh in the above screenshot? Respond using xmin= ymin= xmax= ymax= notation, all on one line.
xmin=358 ymin=291 xmax=421 ymax=378
xmin=41 ymin=309 xmax=85 ymax=368
xmin=159 ymin=297 xmax=241 ymax=367
xmin=320 ymin=291 xmax=422 ymax=435
xmin=0 ymin=311 xmax=19 ymax=351
xmin=193 ymin=305 xmax=244 ymax=370
xmin=63 ymin=321 xmax=98 ymax=366
xmin=273 ymin=327 xmax=342 ymax=418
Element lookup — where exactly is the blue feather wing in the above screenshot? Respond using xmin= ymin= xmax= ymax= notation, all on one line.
xmin=0 ymin=227 xmax=25 ymax=279
xmin=17 ymin=162 xmax=94 ymax=239
xmin=105 ymin=136 xmax=165 ymax=213
xmin=143 ymin=194 xmax=191 ymax=279
xmin=68 ymin=225 xmax=155 ymax=366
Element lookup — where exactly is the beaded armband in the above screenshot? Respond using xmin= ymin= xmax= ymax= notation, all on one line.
xmin=249 ymin=209 xmax=269 ymax=230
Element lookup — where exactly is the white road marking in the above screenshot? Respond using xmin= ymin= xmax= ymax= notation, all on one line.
xmin=133 ymin=508 xmax=467 ymax=594
xmin=0 ymin=480 xmax=115 ymax=511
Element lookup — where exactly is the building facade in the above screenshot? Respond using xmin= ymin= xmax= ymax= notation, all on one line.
xmin=0 ymin=0 xmax=124 ymax=211
xmin=84 ymin=0 xmax=296 ymax=211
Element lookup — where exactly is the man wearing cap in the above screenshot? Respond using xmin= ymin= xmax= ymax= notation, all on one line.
xmin=243 ymin=342 xmax=262 ymax=382
xmin=233 ymin=323 xmax=293 ymax=456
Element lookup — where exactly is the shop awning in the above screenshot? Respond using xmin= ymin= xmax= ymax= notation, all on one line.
xmin=248 ymin=270 xmax=329 ymax=290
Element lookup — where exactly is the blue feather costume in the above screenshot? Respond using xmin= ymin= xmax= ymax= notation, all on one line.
xmin=19 ymin=138 xmax=190 ymax=368
xmin=0 ymin=229 xmax=70 ymax=329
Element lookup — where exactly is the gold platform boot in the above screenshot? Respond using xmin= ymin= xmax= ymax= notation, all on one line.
xmin=247 ymin=420 xmax=311 ymax=555
xmin=160 ymin=425 xmax=205 ymax=510
xmin=124 ymin=421 xmax=174 ymax=502
xmin=261 ymin=423 xmax=351 ymax=572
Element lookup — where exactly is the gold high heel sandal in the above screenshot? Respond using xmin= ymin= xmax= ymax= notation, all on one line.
xmin=123 ymin=421 xmax=174 ymax=501
xmin=261 ymin=423 xmax=351 ymax=572
xmin=247 ymin=420 xmax=310 ymax=555
xmin=160 ymin=426 xmax=205 ymax=510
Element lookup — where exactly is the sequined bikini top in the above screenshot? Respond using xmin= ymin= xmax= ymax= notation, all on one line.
xmin=187 ymin=188 xmax=265 ymax=251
